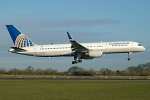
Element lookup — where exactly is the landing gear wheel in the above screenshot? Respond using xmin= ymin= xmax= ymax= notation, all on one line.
xmin=78 ymin=60 xmax=82 ymax=63
xmin=72 ymin=61 xmax=76 ymax=64
xmin=75 ymin=60 xmax=78 ymax=63
xmin=72 ymin=60 xmax=82 ymax=64
xmin=128 ymin=58 xmax=131 ymax=61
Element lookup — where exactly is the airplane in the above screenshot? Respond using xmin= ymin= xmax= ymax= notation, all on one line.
xmin=6 ymin=25 xmax=145 ymax=64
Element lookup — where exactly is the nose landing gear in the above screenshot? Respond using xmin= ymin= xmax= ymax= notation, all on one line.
xmin=128 ymin=52 xmax=133 ymax=61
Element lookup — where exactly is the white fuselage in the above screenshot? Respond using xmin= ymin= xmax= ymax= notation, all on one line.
xmin=9 ymin=41 xmax=145 ymax=58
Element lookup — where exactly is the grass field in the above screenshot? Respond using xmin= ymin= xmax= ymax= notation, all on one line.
xmin=0 ymin=81 xmax=149 ymax=100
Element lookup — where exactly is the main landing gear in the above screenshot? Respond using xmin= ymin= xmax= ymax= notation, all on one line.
xmin=72 ymin=53 xmax=82 ymax=64
xmin=72 ymin=60 xmax=82 ymax=64
xmin=128 ymin=52 xmax=133 ymax=61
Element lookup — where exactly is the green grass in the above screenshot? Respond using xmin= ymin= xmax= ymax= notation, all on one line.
xmin=0 ymin=81 xmax=149 ymax=100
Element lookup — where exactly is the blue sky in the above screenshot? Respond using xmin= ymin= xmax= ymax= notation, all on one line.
xmin=0 ymin=0 xmax=150 ymax=71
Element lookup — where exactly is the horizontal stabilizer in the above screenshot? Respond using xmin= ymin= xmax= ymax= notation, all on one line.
xmin=11 ymin=46 xmax=26 ymax=51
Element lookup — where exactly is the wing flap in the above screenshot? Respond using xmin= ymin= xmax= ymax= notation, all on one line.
xmin=70 ymin=40 xmax=89 ymax=52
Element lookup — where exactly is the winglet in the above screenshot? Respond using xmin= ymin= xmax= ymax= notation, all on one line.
xmin=67 ymin=32 xmax=73 ymax=40
xmin=66 ymin=32 xmax=89 ymax=52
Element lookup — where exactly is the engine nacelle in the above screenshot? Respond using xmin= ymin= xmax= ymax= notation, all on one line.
xmin=86 ymin=50 xmax=103 ymax=58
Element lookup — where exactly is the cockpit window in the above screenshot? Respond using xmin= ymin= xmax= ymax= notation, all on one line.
xmin=138 ymin=44 xmax=142 ymax=46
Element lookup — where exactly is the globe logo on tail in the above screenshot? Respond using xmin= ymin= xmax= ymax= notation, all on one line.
xmin=15 ymin=34 xmax=34 ymax=48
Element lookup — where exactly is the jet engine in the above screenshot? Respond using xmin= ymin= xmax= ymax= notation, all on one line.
xmin=86 ymin=50 xmax=103 ymax=58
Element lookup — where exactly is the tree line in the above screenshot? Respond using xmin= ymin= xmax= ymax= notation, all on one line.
xmin=0 ymin=66 xmax=58 ymax=75
xmin=0 ymin=62 xmax=150 ymax=76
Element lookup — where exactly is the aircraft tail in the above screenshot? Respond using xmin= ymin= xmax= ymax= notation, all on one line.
xmin=6 ymin=25 xmax=34 ymax=48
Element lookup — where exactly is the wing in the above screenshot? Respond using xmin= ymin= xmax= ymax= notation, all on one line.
xmin=67 ymin=32 xmax=89 ymax=52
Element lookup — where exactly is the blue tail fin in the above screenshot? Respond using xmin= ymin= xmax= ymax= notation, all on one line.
xmin=6 ymin=25 xmax=34 ymax=48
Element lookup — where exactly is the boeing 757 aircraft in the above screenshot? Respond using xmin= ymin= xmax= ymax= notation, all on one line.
xmin=6 ymin=25 xmax=145 ymax=64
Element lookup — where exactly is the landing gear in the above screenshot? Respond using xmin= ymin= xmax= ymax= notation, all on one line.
xmin=128 ymin=52 xmax=133 ymax=61
xmin=72 ymin=53 xmax=83 ymax=64
xmin=72 ymin=60 xmax=82 ymax=64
